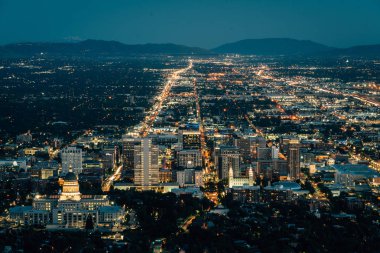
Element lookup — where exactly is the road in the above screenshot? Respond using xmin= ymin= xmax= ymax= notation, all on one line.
xmin=102 ymin=60 xmax=194 ymax=191
xmin=139 ymin=60 xmax=193 ymax=137
xmin=176 ymin=214 xmax=198 ymax=236
xmin=102 ymin=164 xmax=123 ymax=192
xmin=314 ymin=87 xmax=380 ymax=107
xmin=193 ymin=78 xmax=211 ymax=174
xmin=181 ymin=215 xmax=197 ymax=232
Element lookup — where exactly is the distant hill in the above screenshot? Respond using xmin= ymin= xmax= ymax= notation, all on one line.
xmin=1 ymin=38 xmax=379 ymax=58
xmin=213 ymin=38 xmax=380 ymax=57
xmin=330 ymin=44 xmax=380 ymax=57
xmin=213 ymin=38 xmax=334 ymax=55
xmin=0 ymin=39 xmax=212 ymax=58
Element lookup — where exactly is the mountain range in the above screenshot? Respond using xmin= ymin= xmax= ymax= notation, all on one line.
xmin=0 ymin=40 xmax=210 ymax=58
xmin=0 ymin=38 xmax=379 ymax=58
xmin=212 ymin=38 xmax=380 ymax=57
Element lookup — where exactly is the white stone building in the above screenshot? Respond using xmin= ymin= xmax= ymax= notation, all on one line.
xmin=228 ymin=166 xmax=254 ymax=188
xmin=9 ymin=172 xmax=124 ymax=229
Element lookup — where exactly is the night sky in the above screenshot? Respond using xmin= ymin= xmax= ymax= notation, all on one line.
xmin=1 ymin=0 xmax=379 ymax=48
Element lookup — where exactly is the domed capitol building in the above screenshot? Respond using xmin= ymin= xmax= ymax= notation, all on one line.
xmin=9 ymin=172 xmax=125 ymax=229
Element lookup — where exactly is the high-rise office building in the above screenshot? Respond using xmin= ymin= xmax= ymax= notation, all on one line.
xmin=177 ymin=149 xmax=202 ymax=168
xmin=257 ymin=147 xmax=272 ymax=160
xmin=176 ymin=169 xmax=203 ymax=187
xmin=122 ymin=135 xmax=140 ymax=170
xmin=61 ymin=147 xmax=82 ymax=175
xmin=101 ymin=145 xmax=118 ymax=170
xmin=257 ymin=159 xmax=288 ymax=180
xmin=214 ymin=146 xmax=240 ymax=180
xmin=134 ymin=138 xmax=159 ymax=188
xmin=250 ymin=136 xmax=267 ymax=159
xmin=179 ymin=130 xmax=201 ymax=150
xmin=233 ymin=136 xmax=266 ymax=161
xmin=233 ymin=136 xmax=251 ymax=161
xmin=257 ymin=160 xmax=274 ymax=178
xmin=288 ymin=139 xmax=300 ymax=179
xmin=280 ymin=136 xmax=296 ymax=155
xmin=271 ymin=146 xmax=279 ymax=159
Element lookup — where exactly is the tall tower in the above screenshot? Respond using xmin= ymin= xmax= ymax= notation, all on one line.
xmin=134 ymin=138 xmax=159 ymax=189
xmin=122 ymin=135 xmax=140 ymax=171
xmin=228 ymin=166 xmax=234 ymax=188
xmin=271 ymin=146 xmax=279 ymax=159
xmin=248 ymin=166 xmax=254 ymax=186
xmin=288 ymin=139 xmax=300 ymax=180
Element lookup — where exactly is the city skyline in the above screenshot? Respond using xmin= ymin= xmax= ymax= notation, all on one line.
xmin=0 ymin=1 xmax=379 ymax=252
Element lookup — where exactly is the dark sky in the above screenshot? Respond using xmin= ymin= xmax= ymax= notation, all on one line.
xmin=1 ymin=0 xmax=379 ymax=48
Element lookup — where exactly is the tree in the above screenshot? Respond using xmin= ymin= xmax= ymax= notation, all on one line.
xmin=304 ymin=180 xmax=315 ymax=194
xmin=85 ymin=214 xmax=94 ymax=230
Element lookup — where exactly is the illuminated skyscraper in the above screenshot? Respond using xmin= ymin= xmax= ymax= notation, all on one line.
xmin=133 ymin=138 xmax=159 ymax=188
xmin=288 ymin=139 xmax=300 ymax=179
xmin=122 ymin=135 xmax=140 ymax=170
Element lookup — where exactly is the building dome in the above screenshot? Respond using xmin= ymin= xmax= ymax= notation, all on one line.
xmin=60 ymin=171 xmax=81 ymax=201
xmin=64 ymin=172 xmax=77 ymax=181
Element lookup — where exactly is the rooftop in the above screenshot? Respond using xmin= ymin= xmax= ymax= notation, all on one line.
xmin=332 ymin=164 xmax=379 ymax=177
xmin=265 ymin=181 xmax=302 ymax=191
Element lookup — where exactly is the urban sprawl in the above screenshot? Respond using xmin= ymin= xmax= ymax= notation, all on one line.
xmin=0 ymin=55 xmax=379 ymax=252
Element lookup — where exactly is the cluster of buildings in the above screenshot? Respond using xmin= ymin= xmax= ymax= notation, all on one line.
xmin=10 ymin=171 xmax=124 ymax=229
xmin=1 ymin=55 xmax=380 ymax=235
